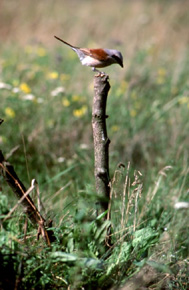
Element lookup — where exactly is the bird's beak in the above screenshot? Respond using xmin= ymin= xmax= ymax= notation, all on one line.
xmin=120 ymin=61 xmax=123 ymax=68
xmin=116 ymin=57 xmax=124 ymax=67
xmin=118 ymin=58 xmax=123 ymax=68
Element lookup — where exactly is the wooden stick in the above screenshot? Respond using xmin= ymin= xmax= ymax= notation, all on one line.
xmin=0 ymin=150 xmax=54 ymax=245
xmin=92 ymin=74 xmax=111 ymax=213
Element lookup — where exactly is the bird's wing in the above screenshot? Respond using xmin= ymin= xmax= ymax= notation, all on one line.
xmin=80 ymin=48 xmax=109 ymax=61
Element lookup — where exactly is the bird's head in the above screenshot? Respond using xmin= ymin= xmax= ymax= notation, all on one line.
xmin=105 ymin=49 xmax=124 ymax=68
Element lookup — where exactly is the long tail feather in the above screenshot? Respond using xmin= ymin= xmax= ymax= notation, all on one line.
xmin=54 ymin=36 xmax=78 ymax=49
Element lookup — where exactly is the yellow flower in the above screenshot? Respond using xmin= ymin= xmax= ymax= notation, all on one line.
xmin=121 ymin=80 xmax=128 ymax=91
xmin=47 ymin=119 xmax=55 ymax=128
xmin=5 ymin=107 xmax=15 ymax=118
xmin=156 ymin=77 xmax=165 ymax=85
xmin=62 ymin=97 xmax=70 ymax=107
xmin=73 ymin=105 xmax=87 ymax=117
xmin=116 ymin=80 xmax=128 ymax=97
xmin=37 ymin=47 xmax=46 ymax=57
xmin=72 ymin=95 xmax=80 ymax=102
xmin=158 ymin=68 xmax=166 ymax=77
xmin=19 ymin=83 xmax=31 ymax=93
xmin=156 ymin=68 xmax=166 ymax=84
xmin=178 ymin=96 xmax=189 ymax=105
xmin=48 ymin=71 xmax=59 ymax=79
xmin=25 ymin=45 xmax=46 ymax=57
xmin=24 ymin=45 xmax=33 ymax=54
xmin=71 ymin=95 xmax=85 ymax=102
xmin=147 ymin=45 xmax=156 ymax=56
xmin=31 ymin=64 xmax=42 ymax=74
xmin=12 ymin=79 xmax=19 ymax=87
xmin=130 ymin=109 xmax=137 ymax=117
xmin=0 ymin=135 xmax=7 ymax=144
xmin=111 ymin=125 xmax=120 ymax=132
xmin=60 ymin=74 xmax=70 ymax=81
xmin=171 ymin=87 xmax=178 ymax=95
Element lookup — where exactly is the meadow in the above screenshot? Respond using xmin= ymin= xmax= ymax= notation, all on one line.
xmin=0 ymin=0 xmax=188 ymax=289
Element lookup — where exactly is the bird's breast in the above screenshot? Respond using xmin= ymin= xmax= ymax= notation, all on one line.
xmin=81 ymin=56 xmax=106 ymax=67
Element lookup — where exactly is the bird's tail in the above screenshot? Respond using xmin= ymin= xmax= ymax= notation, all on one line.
xmin=54 ymin=36 xmax=78 ymax=49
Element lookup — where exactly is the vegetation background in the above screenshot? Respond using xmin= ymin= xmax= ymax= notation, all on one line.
xmin=0 ymin=0 xmax=188 ymax=289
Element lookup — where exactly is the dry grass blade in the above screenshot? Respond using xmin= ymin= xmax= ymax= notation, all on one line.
xmin=3 ymin=179 xmax=37 ymax=222
xmin=133 ymin=183 xmax=143 ymax=232
xmin=121 ymin=162 xmax=130 ymax=228
xmin=5 ymin=145 xmax=20 ymax=160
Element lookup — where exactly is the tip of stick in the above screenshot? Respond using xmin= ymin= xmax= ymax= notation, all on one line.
xmin=94 ymin=73 xmax=109 ymax=81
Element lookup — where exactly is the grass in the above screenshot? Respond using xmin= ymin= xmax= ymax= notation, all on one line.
xmin=0 ymin=1 xmax=189 ymax=289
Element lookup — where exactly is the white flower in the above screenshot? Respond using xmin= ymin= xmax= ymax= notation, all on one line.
xmin=12 ymin=87 xmax=20 ymax=93
xmin=80 ymin=144 xmax=89 ymax=150
xmin=57 ymin=157 xmax=65 ymax=163
xmin=51 ymin=86 xmax=65 ymax=97
xmin=37 ymin=98 xmax=44 ymax=103
xmin=0 ymin=82 xmax=12 ymax=90
xmin=174 ymin=202 xmax=189 ymax=209
xmin=22 ymin=94 xmax=35 ymax=101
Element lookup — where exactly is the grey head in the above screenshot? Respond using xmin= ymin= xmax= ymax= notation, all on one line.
xmin=104 ymin=49 xmax=124 ymax=68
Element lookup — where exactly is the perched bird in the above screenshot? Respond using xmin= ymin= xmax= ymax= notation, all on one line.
xmin=54 ymin=36 xmax=123 ymax=74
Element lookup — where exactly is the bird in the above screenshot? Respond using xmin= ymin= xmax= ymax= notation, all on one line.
xmin=54 ymin=35 xmax=123 ymax=74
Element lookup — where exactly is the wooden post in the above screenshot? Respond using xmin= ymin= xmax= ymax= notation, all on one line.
xmin=92 ymin=75 xmax=111 ymax=213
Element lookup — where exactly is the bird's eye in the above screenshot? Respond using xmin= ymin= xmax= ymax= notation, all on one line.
xmin=112 ymin=55 xmax=120 ymax=62
xmin=112 ymin=54 xmax=123 ymax=67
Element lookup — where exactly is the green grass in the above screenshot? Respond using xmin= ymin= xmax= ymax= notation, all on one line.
xmin=0 ymin=1 xmax=189 ymax=289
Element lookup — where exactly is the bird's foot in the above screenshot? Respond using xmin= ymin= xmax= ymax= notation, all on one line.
xmin=92 ymin=67 xmax=108 ymax=78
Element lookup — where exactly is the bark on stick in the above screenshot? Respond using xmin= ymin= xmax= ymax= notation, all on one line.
xmin=92 ymin=75 xmax=111 ymax=212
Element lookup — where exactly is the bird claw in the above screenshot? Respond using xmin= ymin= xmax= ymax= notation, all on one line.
xmin=97 ymin=72 xmax=107 ymax=78
xmin=92 ymin=67 xmax=108 ymax=78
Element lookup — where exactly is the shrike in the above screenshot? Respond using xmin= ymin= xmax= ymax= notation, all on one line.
xmin=54 ymin=36 xmax=123 ymax=74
